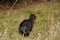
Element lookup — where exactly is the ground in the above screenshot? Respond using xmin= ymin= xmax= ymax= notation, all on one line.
xmin=0 ymin=3 xmax=60 ymax=40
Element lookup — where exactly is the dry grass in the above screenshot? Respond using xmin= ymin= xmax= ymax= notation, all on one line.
xmin=0 ymin=3 xmax=60 ymax=40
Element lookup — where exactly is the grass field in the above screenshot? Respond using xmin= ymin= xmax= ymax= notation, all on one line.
xmin=0 ymin=3 xmax=60 ymax=40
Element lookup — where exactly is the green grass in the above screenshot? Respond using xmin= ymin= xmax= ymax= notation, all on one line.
xmin=0 ymin=3 xmax=60 ymax=40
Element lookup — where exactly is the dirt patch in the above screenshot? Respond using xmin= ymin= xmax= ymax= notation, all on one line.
xmin=0 ymin=0 xmax=60 ymax=11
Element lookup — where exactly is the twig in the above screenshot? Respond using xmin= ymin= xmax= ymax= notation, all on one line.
xmin=7 ymin=0 xmax=18 ymax=14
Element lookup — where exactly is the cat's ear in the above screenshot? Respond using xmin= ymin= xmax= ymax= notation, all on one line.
xmin=30 ymin=14 xmax=35 ymax=16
